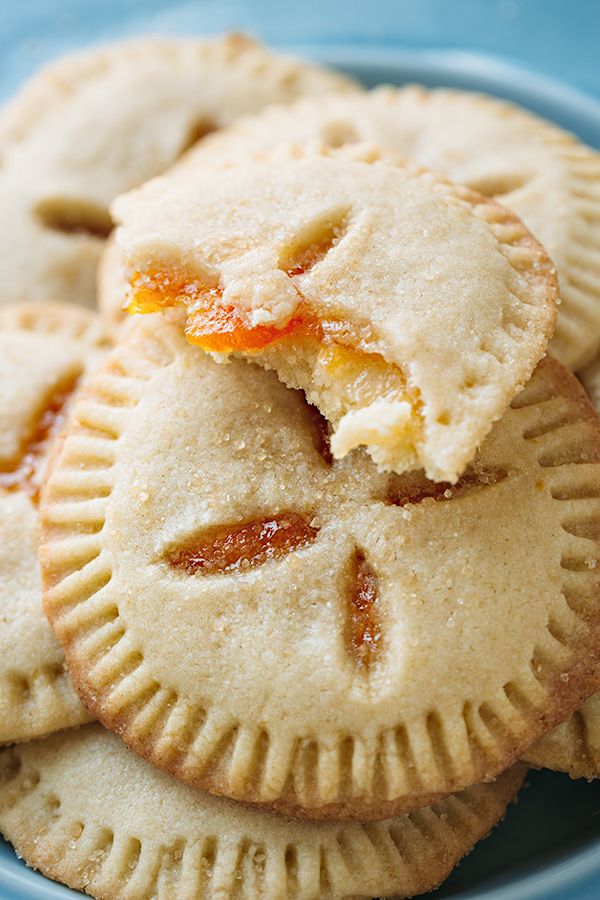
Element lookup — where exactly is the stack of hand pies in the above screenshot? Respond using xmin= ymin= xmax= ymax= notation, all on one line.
xmin=1 ymin=33 xmax=600 ymax=900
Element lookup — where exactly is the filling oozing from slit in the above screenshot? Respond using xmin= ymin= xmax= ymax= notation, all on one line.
xmin=348 ymin=549 xmax=381 ymax=668
xmin=0 ymin=377 xmax=78 ymax=503
xmin=167 ymin=513 xmax=320 ymax=576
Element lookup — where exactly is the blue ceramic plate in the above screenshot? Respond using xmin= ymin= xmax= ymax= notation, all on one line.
xmin=2 ymin=9 xmax=600 ymax=900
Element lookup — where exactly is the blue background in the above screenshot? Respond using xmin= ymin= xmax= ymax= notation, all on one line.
xmin=1 ymin=0 xmax=600 ymax=99
xmin=1 ymin=1 xmax=600 ymax=898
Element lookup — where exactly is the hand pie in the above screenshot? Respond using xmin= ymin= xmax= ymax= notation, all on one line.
xmin=41 ymin=318 xmax=600 ymax=819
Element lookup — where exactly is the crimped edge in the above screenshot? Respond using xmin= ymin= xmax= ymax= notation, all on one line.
xmin=0 ymin=725 xmax=526 ymax=900
xmin=384 ymin=84 xmax=600 ymax=370
xmin=0 ymin=664 xmax=92 ymax=746
xmin=523 ymin=694 xmax=600 ymax=780
xmin=0 ymin=300 xmax=108 ymax=347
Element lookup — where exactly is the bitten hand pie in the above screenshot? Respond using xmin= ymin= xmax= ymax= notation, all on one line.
xmin=113 ymin=143 xmax=557 ymax=483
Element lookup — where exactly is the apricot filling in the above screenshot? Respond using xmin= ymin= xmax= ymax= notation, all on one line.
xmin=168 ymin=512 xmax=320 ymax=576
xmin=281 ymin=225 xmax=342 ymax=278
xmin=313 ymin=343 xmax=423 ymax=470
xmin=127 ymin=269 xmax=310 ymax=353
xmin=317 ymin=342 xmax=411 ymax=410
xmin=127 ymin=269 xmax=376 ymax=357
xmin=349 ymin=550 xmax=381 ymax=667
xmin=0 ymin=379 xmax=77 ymax=503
